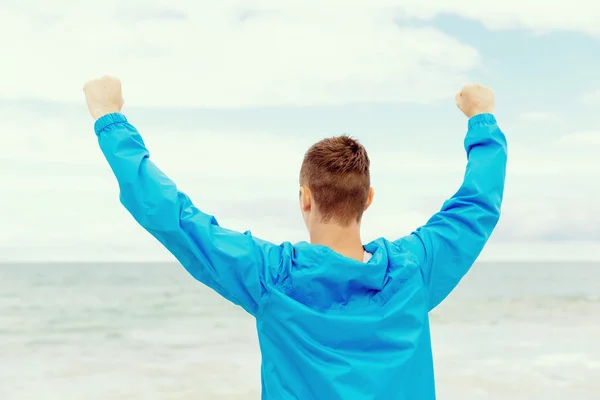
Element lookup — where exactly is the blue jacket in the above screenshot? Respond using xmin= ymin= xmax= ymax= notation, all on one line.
xmin=95 ymin=113 xmax=507 ymax=399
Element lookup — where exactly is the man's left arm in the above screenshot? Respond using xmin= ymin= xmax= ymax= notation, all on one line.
xmin=95 ymin=113 xmax=282 ymax=316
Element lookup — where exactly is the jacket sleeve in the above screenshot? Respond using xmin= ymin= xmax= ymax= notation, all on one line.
xmin=94 ymin=113 xmax=282 ymax=316
xmin=397 ymin=114 xmax=507 ymax=310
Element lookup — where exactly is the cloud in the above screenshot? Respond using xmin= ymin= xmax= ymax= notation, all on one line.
xmin=557 ymin=131 xmax=600 ymax=147
xmin=0 ymin=1 xmax=480 ymax=108
xmin=519 ymin=112 xmax=561 ymax=123
xmin=505 ymin=132 xmax=600 ymax=178
xmin=4 ymin=1 xmax=598 ymax=109
xmin=582 ymin=90 xmax=600 ymax=106
xmin=119 ymin=7 xmax=188 ymax=22
xmin=493 ymin=198 xmax=600 ymax=242
xmin=387 ymin=0 xmax=600 ymax=36
xmin=477 ymin=241 xmax=600 ymax=262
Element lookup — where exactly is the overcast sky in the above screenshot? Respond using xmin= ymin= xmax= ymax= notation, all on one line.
xmin=0 ymin=0 xmax=598 ymax=262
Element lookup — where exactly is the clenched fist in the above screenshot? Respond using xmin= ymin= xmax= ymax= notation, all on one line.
xmin=83 ymin=75 xmax=124 ymax=120
xmin=455 ymin=84 xmax=494 ymax=118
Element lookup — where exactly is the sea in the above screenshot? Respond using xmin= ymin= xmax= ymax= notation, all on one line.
xmin=0 ymin=262 xmax=598 ymax=399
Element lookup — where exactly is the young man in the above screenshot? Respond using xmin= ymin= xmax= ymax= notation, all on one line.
xmin=83 ymin=76 xmax=507 ymax=399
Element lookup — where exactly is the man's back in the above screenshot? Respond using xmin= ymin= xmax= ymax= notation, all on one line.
xmin=84 ymin=78 xmax=506 ymax=399
xmin=258 ymin=239 xmax=435 ymax=399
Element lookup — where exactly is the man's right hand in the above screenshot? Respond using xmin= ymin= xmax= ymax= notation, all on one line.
xmin=83 ymin=75 xmax=124 ymax=121
xmin=455 ymin=84 xmax=495 ymax=118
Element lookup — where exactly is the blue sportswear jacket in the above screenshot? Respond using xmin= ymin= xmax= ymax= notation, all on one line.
xmin=94 ymin=113 xmax=507 ymax=399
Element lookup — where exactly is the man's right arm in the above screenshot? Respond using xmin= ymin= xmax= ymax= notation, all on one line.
xmin=397 ymin=113 xmax=507 ymax=310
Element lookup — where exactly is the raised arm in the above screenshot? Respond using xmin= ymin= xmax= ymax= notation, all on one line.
xmin=84 ymin=76 xmax=282 ymax=316
xmin=397 ymin=85 xmax=507 ymax=310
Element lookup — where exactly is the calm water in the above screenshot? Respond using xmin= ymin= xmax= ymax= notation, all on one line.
xmin=1 ymin=262 xmax=598 ymax=399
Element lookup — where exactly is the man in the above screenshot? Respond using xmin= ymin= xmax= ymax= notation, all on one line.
xmin=83 ymin=76 xmax=507 ymax=399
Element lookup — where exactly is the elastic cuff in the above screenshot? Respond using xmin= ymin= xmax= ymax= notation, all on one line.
xmin=468 ymin=113 xmax=496 ymax=131
xmin=94 ymin=113 xmax=128 ymax=136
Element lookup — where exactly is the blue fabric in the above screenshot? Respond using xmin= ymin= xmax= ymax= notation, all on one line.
xmin=95 ymin=112 xmax=507 ymax=399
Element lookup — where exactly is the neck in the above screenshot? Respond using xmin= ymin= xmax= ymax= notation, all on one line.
xmin=309 ymin=221 xmax=365 ymax=262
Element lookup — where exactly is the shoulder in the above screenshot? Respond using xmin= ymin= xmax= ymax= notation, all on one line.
xmin=370 ymin=237 xmax=424 ymax=280
xmin=246 ymin=235 xmax=297 ymax=286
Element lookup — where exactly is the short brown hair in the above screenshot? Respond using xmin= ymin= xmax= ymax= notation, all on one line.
xmin=299 ymin=135 xmax=371 ymax=225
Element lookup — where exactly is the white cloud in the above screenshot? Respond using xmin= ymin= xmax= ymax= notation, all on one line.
xmin=506 ymin=132 xmax=600 ymax=177
xmin=519 ymin=112 xmax=560 ymax=123
xmin=0 ymin=1 xmax=480 ymax=108
xmin=477 ymin=241 xmax=600 ymax=262
xmin=3 ymin=1 xmax=598 ymax=108
xmin=582 ymin=89 xmax=600 ymax=106
xmin=384 ymin=0 xmax=600 ymax=36
xmin=557 ymin=131 xmax=600 ymax=147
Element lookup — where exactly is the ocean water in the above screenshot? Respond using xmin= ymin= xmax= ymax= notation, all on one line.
xmin=0 ymin=262 xmax=598 ymax=399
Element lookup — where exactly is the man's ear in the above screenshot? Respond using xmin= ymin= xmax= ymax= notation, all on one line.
xmin=364 ymin=187 xmax=375 ymax=211
xmin=299 ymin=186 xmax=312 ymax=212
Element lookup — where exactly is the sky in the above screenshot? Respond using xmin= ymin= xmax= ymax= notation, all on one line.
xmin=0 ymin=0 xmax=599 ymax=262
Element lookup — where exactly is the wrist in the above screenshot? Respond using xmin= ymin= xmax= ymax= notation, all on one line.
xmin=468 ymin=113 xmax=496 ymax=130
xmin=91 ymin=107 xmax=122 ymax=121
xmin=466 ymin=108 xmax=494 ymax=119
xmin=94 ymin=112 xmax=128 ymax=136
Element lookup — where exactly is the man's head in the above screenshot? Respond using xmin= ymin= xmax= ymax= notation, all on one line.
xmin=299 ymin=135 xmax=374 ymax=230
